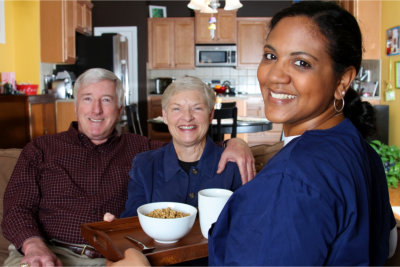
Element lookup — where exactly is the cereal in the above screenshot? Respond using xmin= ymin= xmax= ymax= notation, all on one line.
xmin=146 ymin=207 xmax=190 ymax=218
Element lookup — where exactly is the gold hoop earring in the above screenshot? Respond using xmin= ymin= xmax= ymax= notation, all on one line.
xmin=334 ymin=97 xmax=345 ymax=113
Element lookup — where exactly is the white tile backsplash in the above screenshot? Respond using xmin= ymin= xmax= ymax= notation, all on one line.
xmin=248 ymin=69 xmax=258 ymax=77
xmin=148 ymin=66 xmax=260 ymax=95
xmin=238 ymin=76 xmax=247 ymax=86
xmin=40 ymin=63 xmax=55 ymax=94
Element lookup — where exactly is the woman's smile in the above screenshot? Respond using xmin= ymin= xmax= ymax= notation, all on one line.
xmin=178 ymin=125 xmax=197 ymax=130
xmin=270 ymin=91 xmax=296 ymax=100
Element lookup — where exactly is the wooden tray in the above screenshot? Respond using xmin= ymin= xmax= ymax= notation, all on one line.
xmin=81 ymin=216 xmax=208 ymax=265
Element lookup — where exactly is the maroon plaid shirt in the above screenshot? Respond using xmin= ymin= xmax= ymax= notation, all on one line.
xmin=1 ymin=122 xmax=163 ymax=249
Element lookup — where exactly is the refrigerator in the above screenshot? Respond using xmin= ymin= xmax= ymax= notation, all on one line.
xmin=72 ymin=33 xmax=131 ymax=106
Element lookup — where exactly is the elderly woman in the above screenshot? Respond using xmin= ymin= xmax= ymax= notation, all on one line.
xmin=119 ymin=76 xmax=241 ymax=218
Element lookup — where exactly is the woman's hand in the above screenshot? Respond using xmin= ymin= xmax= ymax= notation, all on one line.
xmin=106 ymin=248 xmax=151 ymax=266
xmin=217 ymin=138 xmax=255 ymax=184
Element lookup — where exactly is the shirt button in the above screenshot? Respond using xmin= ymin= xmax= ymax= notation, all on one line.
xmin=189 ymin=193 xmax=195 ymax=199
xmin=93 ymin=209 xmax=97 ymax=214
xmin=191 ymin=168 xmax=198 ymax=175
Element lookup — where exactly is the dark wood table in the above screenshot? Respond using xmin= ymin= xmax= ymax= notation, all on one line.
xmin=81 ymin=217 xmax=208 ymax=265
xmin=148 ymin=117 xmax=272 ymax=135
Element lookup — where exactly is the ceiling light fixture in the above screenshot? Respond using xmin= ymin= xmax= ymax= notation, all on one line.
xmin=188 ymin=0 xmax=242 ymax=39
xmin=187 ymin=0 xmax=243 ymax=13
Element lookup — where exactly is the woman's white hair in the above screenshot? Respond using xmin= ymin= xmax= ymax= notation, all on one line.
xmin=73 ymin=68 xmax=124 ymax=107
xmin=161 ymin=76 xmax=216 ymax=112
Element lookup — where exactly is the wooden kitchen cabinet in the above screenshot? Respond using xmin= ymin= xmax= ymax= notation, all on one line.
xmin=41 ymin=0 xmax=93 ymax=63
xmin=356 ymin=0 xmax=381 ymax=60
xmin=245 ymin=97 xmax=283 ymax=147
xmin=76 ymin=0 xmax=93 ymax=35
xmin=195 ymin=9 xmax=237 ymax=44
xmin=148 ymin=18 xmax=195 ymax=69
xmin=56 ymin=100 xmax=77 ymax=133
xmin=30 ymin=100 xmax=57 ymax=140
xmin=338 ymin=0 xmax=381 ymax=59
xmin=40 ymin=0 xmax=76 ymax=63
xmin=0 ymin=95 xmax=56 ymax=148
xmin=147 ymin=95 xmax=172 ymax=142
xmin=237 ymin=17 xmax=271 ymax=68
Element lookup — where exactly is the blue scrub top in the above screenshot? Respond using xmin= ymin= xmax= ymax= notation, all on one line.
xmin=121 ymin=137 xmax=242 ymax=218
xmin=208 ymin=119 xmax=395 ymax=266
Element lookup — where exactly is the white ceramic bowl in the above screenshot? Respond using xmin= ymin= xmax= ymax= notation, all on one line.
xmin=137 ymin=202 xmax=197 ymax=243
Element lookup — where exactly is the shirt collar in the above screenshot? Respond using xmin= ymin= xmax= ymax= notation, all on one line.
xmin=163 ymin=137 xmax=219 ymax=182
xmin=283 ymin=135 xmax=300 ymax=146
xmin=67 ymin=121 xmax=120 ymax=151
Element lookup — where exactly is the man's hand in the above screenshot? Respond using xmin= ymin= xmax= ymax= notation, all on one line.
xmin=21 ymin=237 xmax=62 ymax=267
xmin=217 ymin=138 xmax=255 ymax=184
xmin=106 ymin=248 xmax=150 ymax=266
xmin=103 ymin=212 xmax=116 ymax=222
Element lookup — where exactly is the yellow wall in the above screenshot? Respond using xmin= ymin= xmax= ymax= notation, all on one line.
xmin=0 ymin=1 xmax=16 ymax=72
xmin=381 ymin=1 xmax=400 ymax=146
xmin=0 ymin=1 xmax=40 ymax=89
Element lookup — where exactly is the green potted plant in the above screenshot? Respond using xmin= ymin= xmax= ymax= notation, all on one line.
xmin=370 ymin=140 xmax=400 ymax=188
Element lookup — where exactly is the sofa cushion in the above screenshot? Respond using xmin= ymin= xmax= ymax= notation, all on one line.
xmin=0 ymin=148 xmax=22 ymax=264
xmin=251 ymin=141 xmax=284 ymax=173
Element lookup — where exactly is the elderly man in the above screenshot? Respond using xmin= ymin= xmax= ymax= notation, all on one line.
xmin=1 ymin=68 xmax=255 ymax=267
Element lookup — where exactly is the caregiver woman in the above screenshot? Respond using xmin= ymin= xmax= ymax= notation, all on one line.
xmin=208 ymin=1 xmax=396 ymax=265
xmin=106 ymin=1 xmax=396 ymax=266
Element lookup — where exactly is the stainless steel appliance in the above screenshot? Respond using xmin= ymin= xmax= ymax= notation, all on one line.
xmin=155 ymin=77 xmax=174 ymax=94
xmin=195 ymin=45 xmax=237 ymax=67
xmin=51 ymin=71 xmax=75 ymax=99
xmin=43 ymin=74 xmax=55 ymax=94
xmin=67 ymin=33 xmax=130 ymax=105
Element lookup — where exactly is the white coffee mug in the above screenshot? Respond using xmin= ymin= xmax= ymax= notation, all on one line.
xmin=198 ymin=188 xmax=233 ymax=239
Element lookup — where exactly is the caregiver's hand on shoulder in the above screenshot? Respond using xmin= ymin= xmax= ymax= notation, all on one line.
xmin=218 ymin=138 xmax=255 ymax=184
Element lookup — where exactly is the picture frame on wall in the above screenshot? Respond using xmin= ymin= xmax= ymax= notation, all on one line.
xmin=149 ymin=5 xmax=167 ymax=18
xmin=387 ymin=26 xmax=400 ymax=56
xmin=396 ymin=61 xmax=400 ymax=89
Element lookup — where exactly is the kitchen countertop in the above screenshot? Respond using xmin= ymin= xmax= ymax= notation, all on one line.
xmin=215 ymin=94 xmax=261 ymax=100
xmin=55 ymin=98 xmax=75 ymax=103
xmin=148 ymin=93 xmax=262 ymax=100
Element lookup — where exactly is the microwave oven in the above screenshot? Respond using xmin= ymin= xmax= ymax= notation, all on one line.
xmin=195 ymin=45 xmax=237 ymax=67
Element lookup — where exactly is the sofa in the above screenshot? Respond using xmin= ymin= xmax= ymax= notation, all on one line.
xmin=0 ymin=148 xmax=22 ymax=264
xmin=0 ymin=143 xmax=286 ymax=265
xmin=251 ymin=141 xmax=284 ymax=173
